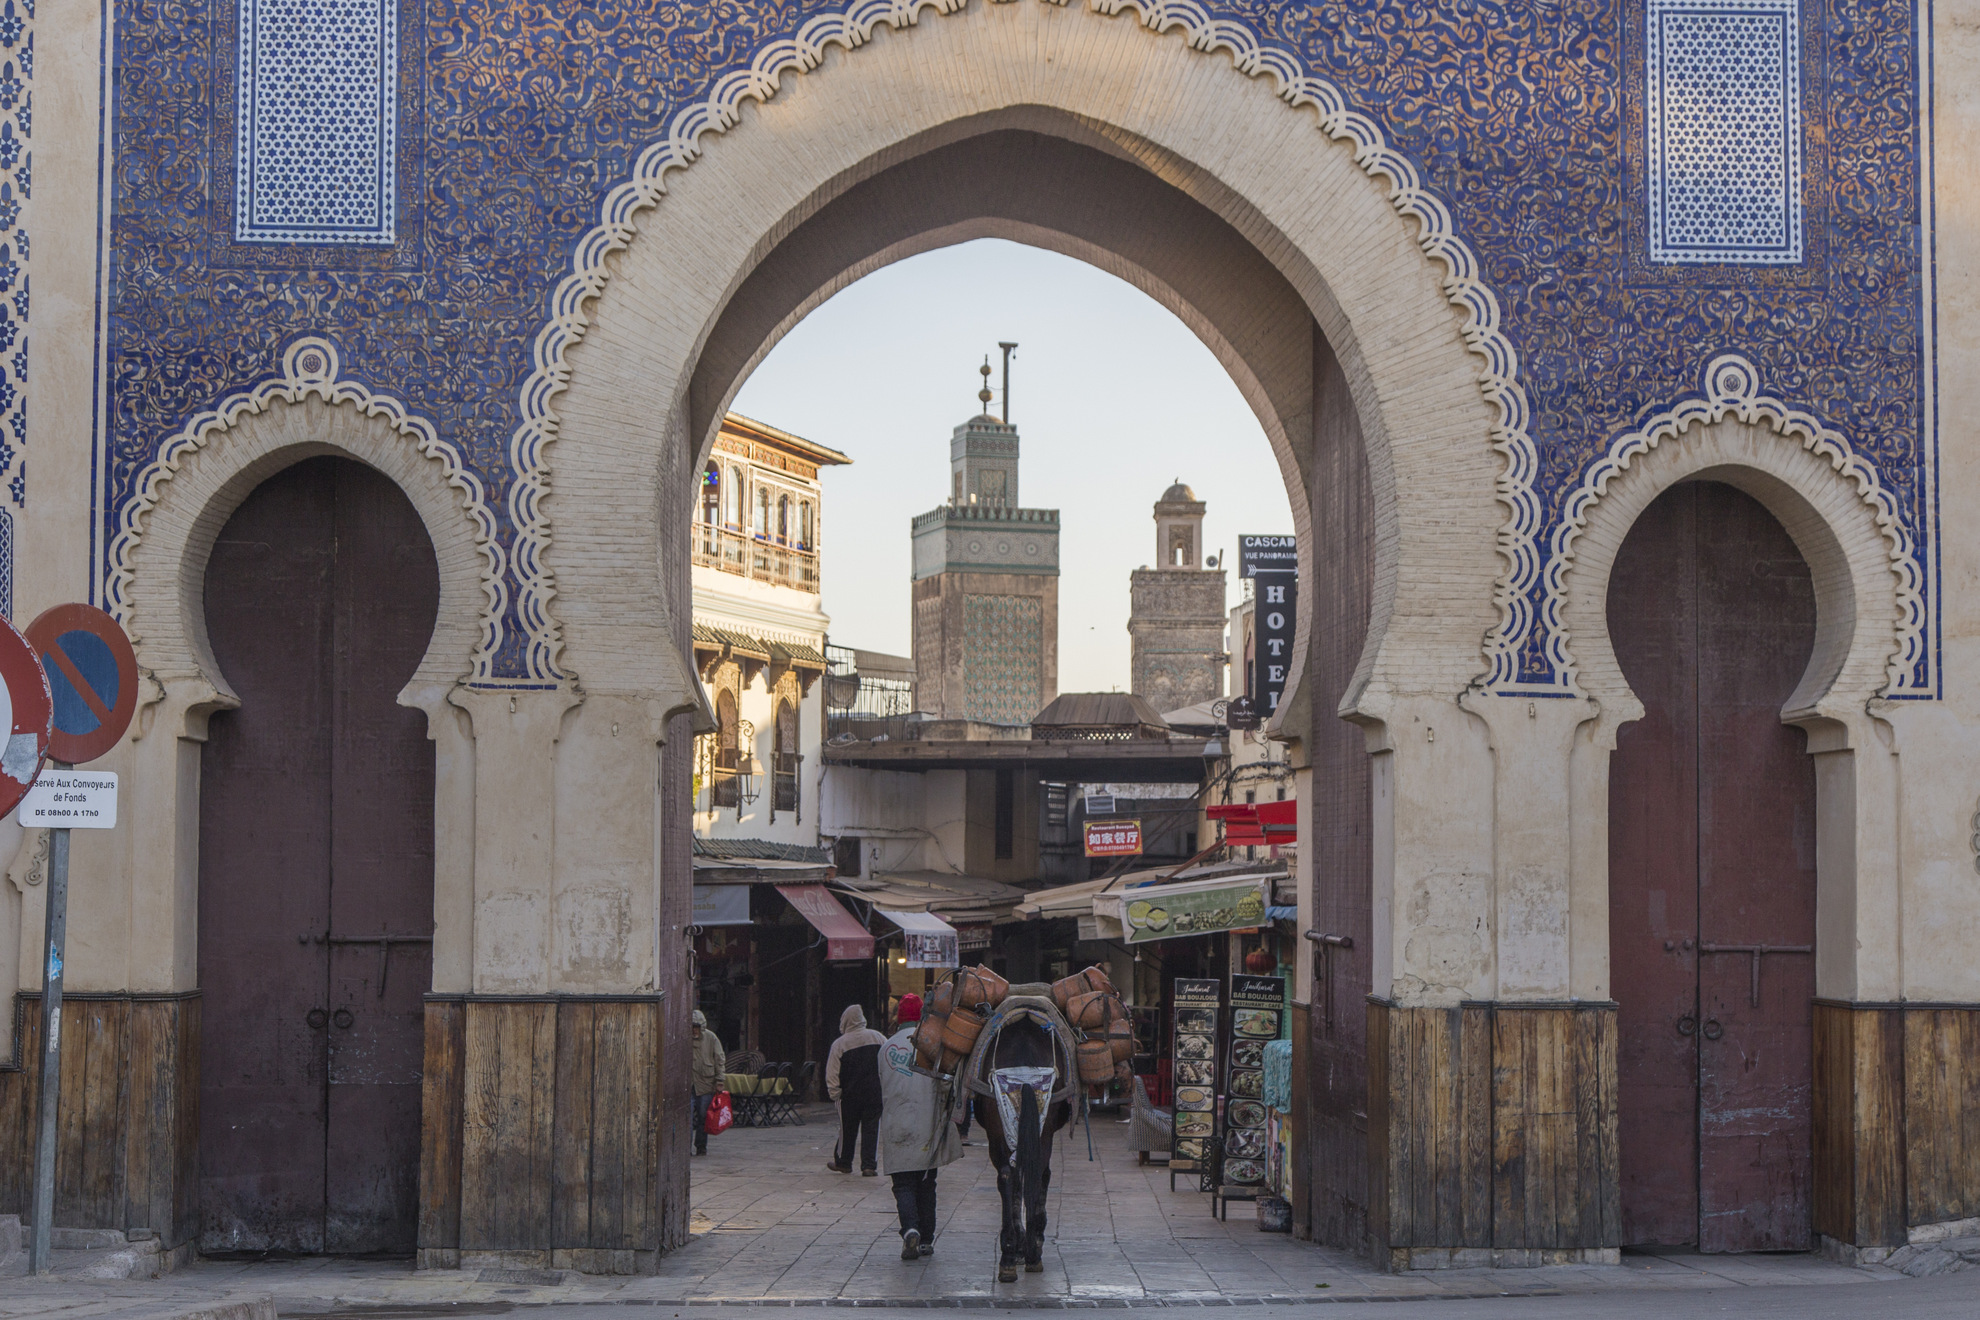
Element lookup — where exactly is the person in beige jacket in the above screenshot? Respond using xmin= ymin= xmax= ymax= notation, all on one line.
xmin=690 ymin=1009 xmax=726 ymax=1155
xmin=878 ymin=993 xmax=961 ymax=1260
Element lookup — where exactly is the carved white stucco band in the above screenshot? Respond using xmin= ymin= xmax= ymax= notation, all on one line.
xmin=107 ymin=338 xmax=508 ymax=680
xmin=503 ymin=0 xmax=1545 ymax=691
xmin=1552 ymin=353 xmax=1924 ymax=695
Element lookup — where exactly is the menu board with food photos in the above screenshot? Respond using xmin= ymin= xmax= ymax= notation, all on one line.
xmin=1220 ymin=975 xmax=1284 ymax=1189
xmin=1168 ymin=978 xmax=1221 ymax=1176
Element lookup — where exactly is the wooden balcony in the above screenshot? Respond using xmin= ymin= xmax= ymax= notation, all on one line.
xmin=695 ymin=524 xmax=819 ymax=593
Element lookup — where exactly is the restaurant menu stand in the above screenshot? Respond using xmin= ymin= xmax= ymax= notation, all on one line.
xmin=1168 ymin=978 xmax=1221 ymax=1192
xmin=1211 ymin=974 xmax=1285 ymax=1220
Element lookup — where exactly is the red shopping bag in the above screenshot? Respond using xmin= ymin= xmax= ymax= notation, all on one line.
xmin=706 ymin=1090 xmax=734 ymax=1136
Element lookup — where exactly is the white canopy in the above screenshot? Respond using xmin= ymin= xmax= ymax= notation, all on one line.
xmin=875 ymin=908 xmax=960 ymax=969
xmin=875 ymin=908 xmax=957 ymax=936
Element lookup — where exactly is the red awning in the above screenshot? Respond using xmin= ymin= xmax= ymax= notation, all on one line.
xmin=1209 ymin=800 xmax=1297 ymax=846
xmin=776 ymin=885 xmax=875 ymax=961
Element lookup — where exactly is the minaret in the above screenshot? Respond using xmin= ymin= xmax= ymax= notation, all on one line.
xmin=909 ymin=353 xmax=1060 ymax=724
xmin=1128 ymin=480 xmax=1228 ymax=710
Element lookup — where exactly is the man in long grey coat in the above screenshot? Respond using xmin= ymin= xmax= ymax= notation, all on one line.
xmin=878 ymin=993 xmax=962 ymax=1260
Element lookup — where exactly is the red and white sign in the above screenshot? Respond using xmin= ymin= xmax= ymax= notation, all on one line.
xmin=26 ymin=604 xmax=139 ymax=766
xmin=0 ymin=613 xmax=52 ymax=819
xmin=1084 ymin=818 xmax=1143 ymax=858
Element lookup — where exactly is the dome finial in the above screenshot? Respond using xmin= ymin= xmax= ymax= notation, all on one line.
xmin=978 ymin=358 xmax=994 ymax=414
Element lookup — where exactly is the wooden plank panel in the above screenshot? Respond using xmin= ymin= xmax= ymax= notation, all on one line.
xmin=1424 ymin=1008 xmax=1456 ymax=1245
xmin=516 ymin=1002 xmax=557 ymax=1251
xmin=82 ymin=1000 xmax=129 ymax=1227
xmin=1491 ymin=1009 xmax=1530 ymax=1248
xmin=0 ymin=1002 xmax=40 ymax=1217
xmin=588 ymin=1003 xmax=643 ymax=1251
xmin=1593 ymin=1008 xmax=1622 ymax=1247
xmin=1853 ymin=1008 xmax=1905 ymax=1248
xmin=174 ymin=999 xmax=201 ymax=1249
xmin=1392 ymin=1007 xmax=1418 ymax=1246
xmin=1904 ymin=1009 xmax=1950 ymax=1228
xmin=123 ymin=1001 xmax=166 ymax=1236
xmin=53 ymin=1000 xmax=102 ymax=1223
xmin=460 ymin=1001 xmax=503 ymax=1249
xmin=1531 ymin=1009 xmax=1568 ymax=1248
xmin=1956 ymin=1013 xmax=1972 ymax=1226
xmin=1904 ymin=1007 xmax=1980 ymax=1229
xmin=1811 ymin=1002 xmax=1854 ymax=1241
xmin=1458 ymin=1006 xmax=1493 ymax=1248
xmin=552 ymin=1000 xmax=597 ymax=1249
xmin=1365 ymin=1001 xmax=1390 ymax=1251
xmin=644 ymin=1001 xmax=664 ymax=1251
xmin=418 ymin=1000 xmax=466 ymax=1253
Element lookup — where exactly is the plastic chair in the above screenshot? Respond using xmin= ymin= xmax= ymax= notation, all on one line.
xmin=764 ymin=1061 xmax=799 ymax=1126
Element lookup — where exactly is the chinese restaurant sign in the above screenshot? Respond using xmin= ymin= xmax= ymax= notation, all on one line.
xmin=1084 ymin=818 xmax=1142 ymax=857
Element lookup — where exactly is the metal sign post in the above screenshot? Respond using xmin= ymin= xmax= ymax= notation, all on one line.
xmin=28 ymin=800 xmax=69 ymax=1275
xmin=21 ymin=770 xmax=121 ymax=1273
xmin=20 ymin=605 xmax=137 ymax=1274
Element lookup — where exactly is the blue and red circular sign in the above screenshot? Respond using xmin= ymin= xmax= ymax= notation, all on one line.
xmin=25 ymin=604 xmax=138 ymax=767
xmin=0 ymin=612 xmax=52 ymax=816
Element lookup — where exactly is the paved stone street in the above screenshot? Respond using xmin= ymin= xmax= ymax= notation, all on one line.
xmin=11 ymin=1099 xmax=1971 ymax=1319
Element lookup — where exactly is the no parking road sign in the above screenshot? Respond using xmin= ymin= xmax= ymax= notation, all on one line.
xmin=25 ymin=604 xmax=138 ymax=766
xmin=0 ymin=611 xmax=52 ymax=819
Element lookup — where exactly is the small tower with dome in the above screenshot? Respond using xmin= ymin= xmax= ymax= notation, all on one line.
xmin=1128 ymin=479 xmax=1228 ymax=710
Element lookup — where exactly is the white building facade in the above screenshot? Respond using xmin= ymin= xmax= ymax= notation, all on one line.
xmin=690 ymin=414 xmax=849 ymax=845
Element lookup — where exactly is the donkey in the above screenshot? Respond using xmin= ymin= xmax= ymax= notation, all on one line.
xmin=971 ymin=1012 xmax=1074 ymax=1281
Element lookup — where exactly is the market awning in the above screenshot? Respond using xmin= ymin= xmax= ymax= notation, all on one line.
xmin=693 ymin=837 xmax=832 ymax=884
xmin=832 ymin=870 xmax=1032 ymax=925
xmin=776 ymin=884 xmax=874 ymax=961
xmin=875 ymin=908 xmax=960 ymax=969
xmin=692 ymin=855 xmax=832 ymax=884
xmin=876 ymin=908 xmax=956 ymax=936
xmin=1013 ymin=875 xmax=1126 ymax=922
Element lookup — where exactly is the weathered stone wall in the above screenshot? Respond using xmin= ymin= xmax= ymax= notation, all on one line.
xmin=1128 ymin=567 xmax=1228 ymax=711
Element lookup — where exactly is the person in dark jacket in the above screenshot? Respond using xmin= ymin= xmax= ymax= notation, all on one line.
xmin=824 ymin=1003 xmax=888 ymax=1174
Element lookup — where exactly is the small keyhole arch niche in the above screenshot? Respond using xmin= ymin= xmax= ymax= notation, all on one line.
xmin=1559 ymin=406 xmax=1923 ymax=1260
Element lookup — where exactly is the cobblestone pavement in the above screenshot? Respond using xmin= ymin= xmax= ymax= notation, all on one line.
xmin=10 ymin=1102 xmax=1966 ymax=1316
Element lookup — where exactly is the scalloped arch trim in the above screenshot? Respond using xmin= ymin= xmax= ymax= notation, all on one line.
xmin=1550 ymin=352 xmax=1925 ymax=695
xmin=503 ymin=0 xmax=1542 ymax=689
xmin=108 ymin=337 xmax=510 ymax=682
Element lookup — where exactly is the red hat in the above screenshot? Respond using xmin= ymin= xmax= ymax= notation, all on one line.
xmin=897 ymin=992 xmax=923 ymax=1023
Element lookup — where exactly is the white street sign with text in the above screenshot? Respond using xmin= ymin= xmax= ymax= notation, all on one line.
xmin=22 ymin=770 xmax=118 ymax=829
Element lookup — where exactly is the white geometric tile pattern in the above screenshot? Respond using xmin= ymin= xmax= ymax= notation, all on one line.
xmin=235 ymin=0 xmax=396 ymax=244
xmin=1647 ymin=0 xmax=1801 ymax=264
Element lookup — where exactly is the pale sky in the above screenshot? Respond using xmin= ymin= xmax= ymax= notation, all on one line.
xmin=731 ymin=239 xmax=1297 ymax=696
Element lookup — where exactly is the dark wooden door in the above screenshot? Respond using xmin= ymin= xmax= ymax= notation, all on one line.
xmin=199 ymin=457 xmax=439 ymax=1254
xmin=1609 ymin=481 xmax=1818 ymax=1252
